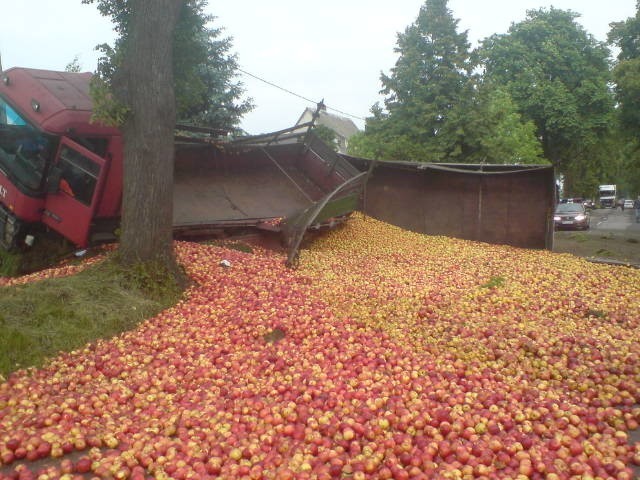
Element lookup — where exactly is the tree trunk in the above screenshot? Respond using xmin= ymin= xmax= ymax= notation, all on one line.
xmin=117 ymin=0 xmax=184 ymax=270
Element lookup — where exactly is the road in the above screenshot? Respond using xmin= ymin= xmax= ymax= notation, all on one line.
xmin=589 ymin=207 xmax=640 ymax=233
xmin=553 ymin=207 xmax=640 ymax=265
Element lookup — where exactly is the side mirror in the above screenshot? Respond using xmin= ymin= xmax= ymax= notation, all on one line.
xmin=46 ymin=166 xmax=62 ymax=193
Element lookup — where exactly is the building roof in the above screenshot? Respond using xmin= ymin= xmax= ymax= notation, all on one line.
xmin=295 ymin=107 xmax=360 ymax=139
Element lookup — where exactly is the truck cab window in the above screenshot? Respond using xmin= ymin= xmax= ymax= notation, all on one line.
xmin=0 ymin=97 xmax=54 ymax=192
xmin=58 ymin=146 xmax=100 ymax=206
xmin=67 ymin=135 xmax=109 ymax=157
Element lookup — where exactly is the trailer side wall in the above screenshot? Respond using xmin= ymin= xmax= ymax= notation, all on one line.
xmin=352 ymin=160 xmax=555 ymax=249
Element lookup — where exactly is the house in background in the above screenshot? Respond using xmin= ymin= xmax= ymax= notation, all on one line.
xmin=295 ymin=105 xmax=360 ymax=154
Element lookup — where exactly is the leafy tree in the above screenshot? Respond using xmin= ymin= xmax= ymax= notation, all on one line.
xmin=462 ymin=86 xmax=544 ymax=164
xmin=86 ymin=0 xmax=252 ymax=131
xmin=82 ymin=0 xmax=183 ymax=272
xmin=608 ymin=2 xmax=640 ymax=195
xmin=608 ymin=2 xmax=640 ymax=60
xmin=479 ymin=7 xmax=614 ymax=193
xmin=349 ymin=0 xmax=542 ymax=166
xmin=172 ymin=2 xmax=252 ymax=130
xmin=65 ymin=56 xmax=82 ymax=73
xmin=83 ymin=0 xmax=252 ymax=276
xmin=355 ymin=0 xmax=472 ymax=162
xmin=610 ymin=59 xmax=640 ymax=139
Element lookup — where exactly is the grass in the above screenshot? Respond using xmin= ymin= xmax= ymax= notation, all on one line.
xmin=0 ymin=257 xmax=184 ymax=378
xmin=205 ymin=240 xmax=254 ymax=254
xmin=481 ymin=276 xmax=505 ymax=289
xmin=0 ymin=249 xmax=22 ymax=277
xmin=585 ymin=309 xmax=607 ymax=319
xmin=0 ymin=233 xmax=74 ymax=277
xmin=566 ymin=232 xmax=588 ymax=243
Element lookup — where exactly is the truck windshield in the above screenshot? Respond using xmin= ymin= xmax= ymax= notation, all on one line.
xmin=0 ymin=97 xmax=55 ymax=191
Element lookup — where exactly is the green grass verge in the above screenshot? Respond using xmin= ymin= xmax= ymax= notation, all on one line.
xmin=0 ymin=249 xmax=23 ymax=277
xmin=0 ymin=257 xmax=184 ymax=378
xmin=566 ymin=232 xmax=588 ymax=243
xmin=0 ymin=234 xmax=74 ymax=277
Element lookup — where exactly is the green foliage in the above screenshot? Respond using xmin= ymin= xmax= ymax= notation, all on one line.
xmin=355 ymin=0 xmax=472 ymax=162
xmin=607 ymin=4 xmax=640 ymax=196
xmin=113 ymin=254 xmax=189 ymax=298
xmin=312 ymin=124 xmax=339 ymax=151
xmin=479 ymin=7 xmax=614 ymax=188
xmin=0 ymin=250 xmax=21 ymax=277
xmin=350 ymin=1 xmax=544 ymax=166
xmin=462 ymin=86 xmax=544 ymax=164
xmin=0 ymin=257 xmax=183 ymax=376
xmin=172 ymin=2 xmax=253 ymax=129
xmin=608 ymin=3 xmax=640 ymax=61
xmin=83 ymin=0 xmax=252 ymax=131
xmin=481 ymin=276 xmax=505 ymax=289
xmin=204 ymin=240 xmax=254 ymax=254
xmin=89 ymin=75 xmax=130 ymax=127
xmin=262 ymin=327 xmax=286 ymax=344
xmin=586 ymin=309 xmax=606 ymax=319
xmin=559 ymin=128 xmax=628 ymax=198
xmin=346 ymin=131 xmax=374 ymax=158
xmin=0 ymin=233 xmax=75 ymax=277
xmin=567 ymin=232 xmax=588 ymax=243
xmin=611 ymin=59 xmax=640 ymax=139
xmin=65 ymin=56 xmax=82 ymax=73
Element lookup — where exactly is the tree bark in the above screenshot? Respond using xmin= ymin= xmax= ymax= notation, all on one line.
xmin=117 ymin=0 xmax=185 ymax=269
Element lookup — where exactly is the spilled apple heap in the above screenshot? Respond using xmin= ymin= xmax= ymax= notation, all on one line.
xmin=1 ymin=214 xmax=639 ymax=479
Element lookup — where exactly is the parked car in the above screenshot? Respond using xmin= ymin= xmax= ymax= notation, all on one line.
xmin=623 ymin=199 xmax=634 ymax=209
xmin=554 ymin=203 xmax=590 ymax=230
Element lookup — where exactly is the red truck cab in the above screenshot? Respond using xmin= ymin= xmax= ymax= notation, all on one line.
xmin=0 ymin=68 xmax=123 ymax=248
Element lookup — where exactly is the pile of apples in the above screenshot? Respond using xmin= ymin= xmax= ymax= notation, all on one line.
xmin=1 ymin=214 xmax=639 ymax=479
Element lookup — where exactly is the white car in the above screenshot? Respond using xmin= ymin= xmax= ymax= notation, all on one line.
xmin=624 ymin=199 xmax=634 ymax=209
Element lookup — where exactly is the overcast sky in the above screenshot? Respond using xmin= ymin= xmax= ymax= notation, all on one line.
xmin=1 ymin=1 xmax=636 ymax=134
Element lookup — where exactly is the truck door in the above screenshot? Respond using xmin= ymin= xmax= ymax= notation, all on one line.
xmin=42 ymin=137 xmax=108 ymax=246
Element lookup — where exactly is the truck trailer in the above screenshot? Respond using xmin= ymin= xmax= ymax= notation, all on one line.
xmin=598 ymin=184 xmax=617 ymax=208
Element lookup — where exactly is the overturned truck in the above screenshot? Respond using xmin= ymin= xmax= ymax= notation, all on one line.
xmin=0 ymin=67 xmax=366 ymax=266
xmin=0 ymin=67 xmax=554 ymax=272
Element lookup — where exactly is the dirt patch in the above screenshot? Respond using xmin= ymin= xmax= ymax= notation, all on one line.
xmin=553 ymin=230 xmax=640 ymax=267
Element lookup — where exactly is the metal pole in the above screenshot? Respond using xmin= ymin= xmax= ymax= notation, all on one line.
xmin=260 ymin=147 xmax=313 ymax=203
